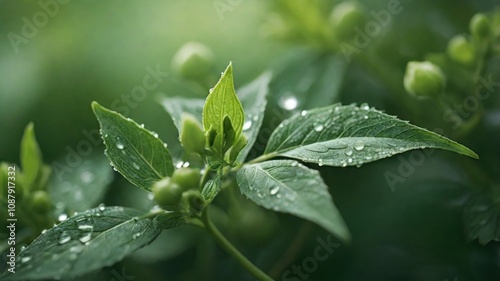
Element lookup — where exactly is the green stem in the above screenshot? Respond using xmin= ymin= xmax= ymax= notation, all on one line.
xmin=201 ymin=209 xmax=274 ymax=281
xmin=246 ymin=153 xmax=278 ymax=166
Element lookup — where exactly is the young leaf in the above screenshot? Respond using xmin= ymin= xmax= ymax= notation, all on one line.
xmin=20 ymin=122 xmax=43 ymax=188
xmin=264 ymin=104 xmax=478 ymax=167
xmin=48 ymin=154 xmax=113 ymax=212
xmin=237 ymin=72 xmax=271 ymax=162
xmin=202 ymin=63 xmax=245 ymax=155
xmin=201 ymin=177 xmax=222 ymax=204
xmin=464 ymin=191 xmax=500 ymax=245
xmin=159 ymin=97 xmax=204 ymax=133
xmin=1 ymin=207 xmax=187 ymax=280
xmin=92 ymin=102 xmax=174 ymax=191
xmin=237 ymin=160 xmax=350 ymax=243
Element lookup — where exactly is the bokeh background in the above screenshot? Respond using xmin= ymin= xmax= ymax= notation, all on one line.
xmin=1 ymin=0 xmax=500 ymax=280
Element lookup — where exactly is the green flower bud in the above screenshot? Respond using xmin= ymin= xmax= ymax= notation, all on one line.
xmin=31 ymin=190 xmax=52 ymax=213
xmin=180 ymin=113 xmax=206 ymax=155
xmin=404 ymin=61 xmax=446 ymax=98
xmin=171 ymin=42 xmax=215 ymax=80
xmin=171 ymin=168 xmax=201 ymax=191
xmin=469 ymin=13 xmax=491 ymax=39
xmin=225 ymin=134 xmax=248 ymax=164
xmin=329 ymin=1 xmax=365 ymax=40
xmin=152 ymin=178 xmax=183 ymax=209
xmin=447 ymin=35 xmax=475 ymax=65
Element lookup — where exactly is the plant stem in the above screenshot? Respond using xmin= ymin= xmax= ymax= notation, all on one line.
xmin=246 ymin=153 xmax=278 ymax=165
xmin=201 ymin=209 xmax=274 ymax=281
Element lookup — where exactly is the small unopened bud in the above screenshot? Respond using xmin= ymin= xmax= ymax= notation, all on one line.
xmin=404 ymin=61 xmax=446 ymax=98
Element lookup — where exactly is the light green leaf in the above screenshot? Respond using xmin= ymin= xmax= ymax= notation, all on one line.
xmin=159 ymin=97 xmax=204 ymax=134
xmin=48 ymin=153 xmax=113 ymax=212
xmin=201 ymin=177 xmax=222 ymax=204
xmin=237 ymin=160 xmax=350 ymax=243
xmin=1 ymin=207 xmax=188 ymax=280
xmin=270 ymin=49 xmax=347 ymax=113
xmin=464 ymin=191 xmax=500 ymax=245
xmin=20 ymin=122 xmax=43 ymax=188
xmin=237 ymin=72 xmax=271 ymax=162
xmin=202 ymin=63 xmax=245 ymax=155
xmin=265 ymin=104 xmax=478 ymax=167
xmin=92 ymin=102 xmax=174 ymax=191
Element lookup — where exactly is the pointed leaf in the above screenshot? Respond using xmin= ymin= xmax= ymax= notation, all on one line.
xmin=1 ymin=207 xmax=188 ymax=280
xmin=265 ymin=104 xmax=478 ymax=167
xmin=48 ymin=154 xmax=113 ymax=212
xmin=237 ymin=72 xmax=271 ymax=162
xmin=92 ymin=102 xmax=174 ymax=191
xmin=20 ymin=122 xmax=43 ymax=188
xmin=202 ymin=63 xmax=245 ymax=155
xmin=237 ymin=160 xmax=350 ymax=243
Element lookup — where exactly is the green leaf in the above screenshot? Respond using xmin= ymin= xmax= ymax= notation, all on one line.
xmin=237 ymin=160 xmax=350 ymax=243
xmin=464 ymin=191 xmax=500 ymax=245
xmin=1 ymin=207 xmax=187 ymax=280
xmin=48 ymin=154 xmax=113 ymax=212
xmin=92 ymin=102 xmax=174 ymax=191
xmin=201 ymin=177 xmax=222 ymax=204
xmin=159 ymin=97 xmax=204 ymax=134
xmin=237 ymin=72 xmax=271 ymax=162
xmin=270 ymin=49 xmax=347 ymax=113
xmin=20 ymin=122 xmax=43 ymax=188
xmin=202 ymin=63 xmax=245 ymax=155
xmin=265 ymin=104 xmax=478 ymax=167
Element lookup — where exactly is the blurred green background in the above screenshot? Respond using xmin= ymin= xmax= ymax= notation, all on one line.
xmin=1 ymin=0 xmax=500 ymax=281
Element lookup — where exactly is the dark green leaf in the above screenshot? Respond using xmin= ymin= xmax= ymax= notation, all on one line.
xmin=202 ymin=63 xmax=245 ymax=155
xmin=159 ymin=97 xmax=204 ymax=134
xmin=48 ymin=154 xmax=113 ymax=212
xmin=270 ymin=49 xmax=347 ymax=113
xmin=464 ymin=191 xmax=500 ymax=245
xmin=237 ymin=72 xmax=271 ymax=162
xmin=237 ymin=160 xmax=350 ymax=243
xmin=92 ymin=102 xmax=174 ymax=191
xmin=20 ymin=122 xmax=43 ymax=188
xmin=1 ymin=207 xmax=187 ymax=280
xmin=265 ymin=104 xmax=478 ymax=167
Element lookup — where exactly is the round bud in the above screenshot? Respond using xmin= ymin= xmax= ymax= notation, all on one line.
xmin=447 ymin=35 xmax=475 ymax=65
xmin=404 ymin=61 xmax=446 ymax=98
xmin=171 ymin=168 xmax=201 ymax=191
xmin=180 ymin=114 xmax=206 ymax=155
xmin=329 ymin=1 xmax=365 ymax=40
xmin=31 ymin=190 xmax=52 ymax=213
xmin=469 ymin=13 xmax=491 ymax=39
xmin=152 ymin=178 xmax=183 ymax=208
xmin=171 ymin=42 xmax=215 ymax=80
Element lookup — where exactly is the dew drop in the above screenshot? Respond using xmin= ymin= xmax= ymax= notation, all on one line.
xmin=318 ymin=159 xmax=324 ymax=166
xmin=348 ymin=158 xmax=353 ymax=164
xmin=58 ymin=214 xmax=68 ymax=222
xmin=21 ymin=256 xmax=31 ymax=263
xmin=116 ymin=143 xmax=124 ymax=150
xmin=301 ymin=110 xmax=308 ymax=116
xmin=364 ymin=115 xmax=369 ymax=119
xmin=70 ymin=245 xmax=84 ymax=253
xmin=270 ymin=186 xmax=280 ymax=195
xmin=243 ymin=120 xmax=252 ymax=131
xmin=58 ymin=232 xmax=71 ymax=244
xmin=152 ymin=132 xmax=159 ymax=138
xmin=360 ymin=103 xmax=370 ymax=110
xmin=77 ymin=225 xmax=93 ymax=231
xmin=291 ymin=161 xmax=299 ymax=167
xmin=41 ymin=229 xmax=48 ymax=234
xmin=163 ymin=143 xmax=168 ymax=148
xmin=354 ymin=141 xmax=365 ymax=151
xmin=80 ymin=171 xmax=94 ymax=183
xmin=314 ymin=124 xmax=324 ymax=132
xmin=79 ymin=233 xmax=92 ymax=243
xmin=132 ymin=232 xmax=141 ymax=239
xmin=98 ymin=203 xmax=106 ymax=211
xmin=280 ymin=96 xmax=298 ymax=110
xmin=345 ymin=150 xmax=353 ymax=156
xmin=132 ymin=163 xmax=141 ymax=170
xmin=20 ymin=246 xmax=26 ymax=252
